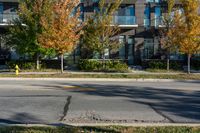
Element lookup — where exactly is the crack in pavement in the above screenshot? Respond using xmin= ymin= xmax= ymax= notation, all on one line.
xmin=66 ymin=111 xmax=170 ymax=123
xmin=59 ymin=96 xmax=72 ymax=121
xmin=148 ymin=103 xmax=175 ymax=123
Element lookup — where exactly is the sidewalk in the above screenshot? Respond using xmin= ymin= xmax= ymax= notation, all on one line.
xmin=0 ymin=70 xmax=199 ymax=75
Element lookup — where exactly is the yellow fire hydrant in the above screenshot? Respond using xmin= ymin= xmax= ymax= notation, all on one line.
xmin=15 ymin=65 xmax=20 ymax=76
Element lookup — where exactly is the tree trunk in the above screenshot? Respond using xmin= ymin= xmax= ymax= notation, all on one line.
xmin=61 ymin=54 xmax=64 ymax=74
xmin=73 ymin=50 xmax=76 ymax=64
xmin=167 ymin=54 xmax=170 ymax=72
xmin=102 ymin=51 xmax=105 ymax=70
xmin=167 ymin=58 xmax=170 ymax=72
xmin=187 ymin=54 xmax=191 ymax=74
xmin=36 ymin=53 xmax=40 ymax=70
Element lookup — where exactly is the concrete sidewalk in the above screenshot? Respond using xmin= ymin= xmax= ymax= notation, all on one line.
xmin=0 ymin=70 xmax=198 ymax=75
xmin=0 ymin=77 xmax=199 ymax=83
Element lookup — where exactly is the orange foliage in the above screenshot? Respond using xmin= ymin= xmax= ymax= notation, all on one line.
xmin=38 ymin=0 xmax=83 ymax=54
xmin=172 ymin=0 xmax=200 ymax=55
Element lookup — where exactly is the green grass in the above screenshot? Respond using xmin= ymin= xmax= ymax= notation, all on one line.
xmin=0 ymin=73 xmax=200 ymax=80
xmin=0 ymin=126 xmax=200 ymax=133
xmin=8 ymin=69 xmax=60 ymax=72
xmin=145 ymin=68 xmax=184 ymax=73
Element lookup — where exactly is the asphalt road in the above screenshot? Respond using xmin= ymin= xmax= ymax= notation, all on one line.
xmin=0 ymin=79 xmax=199 ymax=124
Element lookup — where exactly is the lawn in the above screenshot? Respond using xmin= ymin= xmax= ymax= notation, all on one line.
xmin=0 ymin=126 xmax=200 ymax=133
xmin=0 ymin=73 xmax=200 ymax=80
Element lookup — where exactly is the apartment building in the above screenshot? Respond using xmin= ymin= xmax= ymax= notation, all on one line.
xmin=81 ymin=0 xmax=183 ymax=65
xmin=0 ymin=0 xmax=18 ymax=64
xmin=0 ymin=0 xmax=185 ymax=65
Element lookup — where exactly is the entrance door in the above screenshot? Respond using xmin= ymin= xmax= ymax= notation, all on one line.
xmin=128 ymin=36 xmax=134 ymax=65
xmin=119 ymin=36 xmax=126 ymax=60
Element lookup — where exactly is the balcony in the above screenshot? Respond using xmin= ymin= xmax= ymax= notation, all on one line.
xmin=112 ymin=16 xmax=138 ymax=28
xmin=0 ymin=13 xmax=18 ymax=25
xmin=144 ymin=18 xmax=150 ymax=27
xmin=144 ymin=17 xmax=164 ymax=28
xmin=146 ymin=0 xmax=160 ymax=3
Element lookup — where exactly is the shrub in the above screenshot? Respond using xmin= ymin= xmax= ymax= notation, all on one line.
xmin=111 ymin=61 xmax=129 ymax=72
xmin=191 ymin=59 xmax=200 ymax=70
xmin=149 ymin=61 xmax=166 ymax=69
xmin=142 ymin=60 xmax=183 ymax=70
xmin=6 ymin=60 xmax=64 ymax=70
xmin=6 ymin=60 xmax=36 ymax=70
xmin=78 ymin=59 xmax=101 ymax=71
xmin=78 ymin=59 xmax=128 ymax=72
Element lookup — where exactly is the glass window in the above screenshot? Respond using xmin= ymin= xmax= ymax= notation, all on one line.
xmin=0 ymin=3 xmax=3 ymax=23
xmin=114 ymin=5 xmax=135 ymax=25
xmin=128 ymin=36 xmax=134 ymax=64
xmin=80 ymin=3 xmax=84 ymax=21
xmin=143 ymin=39 xmax=154 ymax=59
xmin=0 ymin=3 xmax=3 ymax=13
xmin=155 ymin=6 xmax=161 ymax=27
xmin=144 ymin=6 xmax=150 ymax=27
xmin=117 ymin=5 xmax=135 ymax=16
xmin=119 ymin=36 xmax=126 ymax=60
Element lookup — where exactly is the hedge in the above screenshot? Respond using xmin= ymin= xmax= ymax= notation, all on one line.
xmin=142 ymin=59 xmax=200 ymax=70
xmin=78 ymin=59 xmax=129 ymax=72
xmin=6 ymin=60 xmax=63 ymax=70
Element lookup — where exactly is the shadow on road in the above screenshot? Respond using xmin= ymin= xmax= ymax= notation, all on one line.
xmin=56 ymin=82 xmax=200 ymax=123
xmin=0 ymin=113 xmax=43 ymax=124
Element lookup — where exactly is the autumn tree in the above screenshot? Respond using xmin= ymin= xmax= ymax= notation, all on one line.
xmin=81 ymin=0 xmax=122 ymax=60
xmin=171 ymin=0 xmax=200 ymax=73
xmin=6 ymin=0 xmax=54 ymax=70
xmin=39 ymin=0 xmax=82 ymax=73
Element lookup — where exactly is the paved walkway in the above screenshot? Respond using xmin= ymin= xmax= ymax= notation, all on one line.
xmin=1 ymin=71 xmax=200 ymax=76
xmin=0 ymin=70 xmax=198 ymax=75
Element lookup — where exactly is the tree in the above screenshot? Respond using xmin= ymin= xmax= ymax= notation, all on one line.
xmin=151 ymin=0 xmax=176 ymax=71
xmin=171 ymin=0 xmax=200 ymax=74
xmin=82 ymin=0 xmax=122 ymax=60
xmin=39 ymin=0 xmax=83 ymax=73
xmin=159 ymin=0 xmax=177 ymax=71
xmin=6 ymin=0 xmax=54 ymax=70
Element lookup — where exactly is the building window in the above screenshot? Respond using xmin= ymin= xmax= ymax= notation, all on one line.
xmin=143 ymin=39 xmax=154 ymax=59
xmin=80 ymin=3 xmax=84 ymax=21
xmin=143 ymin=38 xmax=160 ymax=59
xmin=114 ymin=4 xmax=136 ymax=25
xmin=128 ymin=36 xmax=134 ymax=64
xmin=155 ymin=6 xmax=161 ymax=27
xmin=144 ymin=5 xmax=150 ymax=27
xmin=93 ymin=0 xmax=99 ymax=2
xmin=119 ymin=36 xmax=126 ymax=60
xmin=0 ymin=3 xmax=3 ymax=13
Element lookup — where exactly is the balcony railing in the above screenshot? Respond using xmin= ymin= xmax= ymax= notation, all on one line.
xmin=144 ymin=17 xmax=164 ymax=27
xmin=144 ymin=18 xmax=150 ymax=27
xmin=0 ymin=13 xmax=18 ymax=24
xmin=113 ymin=16 xmax=136 ymax=25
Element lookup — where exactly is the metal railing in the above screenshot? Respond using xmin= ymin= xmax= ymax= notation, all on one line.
xmin=144 ymin=17 xmax=164 ymax=27
xmin=144 ymin=18 xmax=150 ymax=27
xmin=113 ymin=16 xmax=136 ymax=25
xmin=0 ymin=13 xmax=18 ymax=23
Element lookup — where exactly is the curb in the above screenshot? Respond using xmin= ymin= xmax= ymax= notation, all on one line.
xmin=66 ymin=123 xmax=200 ymax=127
xmin=1 ymin=123 xmax=200 ymax=127
xmin=0 ymin=78 xmax=199 ymax=82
